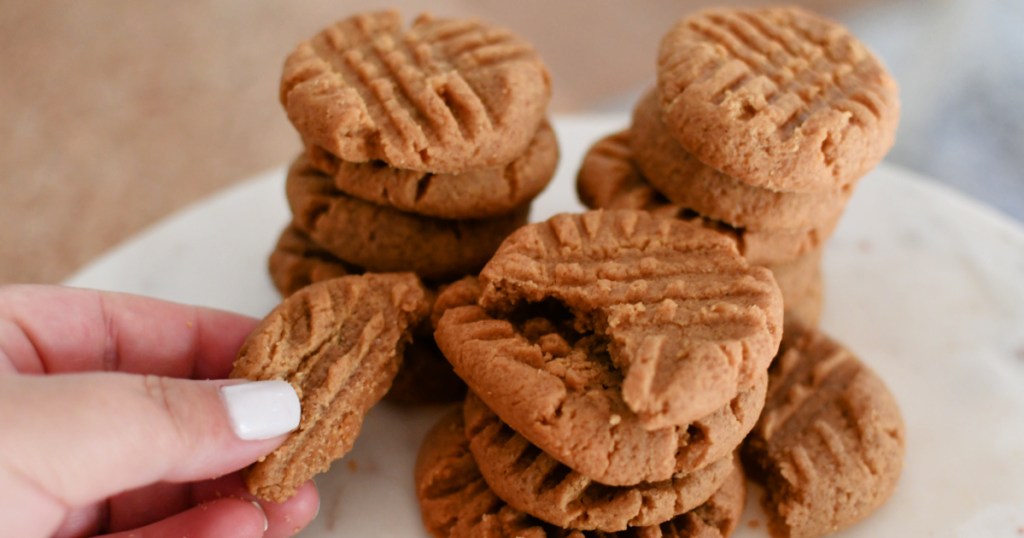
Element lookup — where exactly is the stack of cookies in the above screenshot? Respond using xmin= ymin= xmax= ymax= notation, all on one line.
xmin=578 ymin=6 xmax=899 ymax=327
xmin=268 ymin=11 xmax=558 ymax=403
xmin=423 ymin=210 xmax=784 ymax=536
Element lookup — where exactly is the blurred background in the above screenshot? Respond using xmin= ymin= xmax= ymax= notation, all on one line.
xmin=1 ymin=0 xmax=1021 ymax=285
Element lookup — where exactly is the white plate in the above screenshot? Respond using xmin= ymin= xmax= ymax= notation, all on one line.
xmin=66 ymin=116 xmax=1024 ymax=537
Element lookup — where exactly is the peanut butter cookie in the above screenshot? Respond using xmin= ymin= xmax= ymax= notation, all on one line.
xmin=282 ymin=10 xmax=551 ymax=173
xmin=742 ymin=323 xmax=905 ymax=538
xmin=305 ymin=120 xmax=558 ymax=219
xmin=267 ymin=224 xmax=358 ymax=297
xmin=657 ymin=7 xmax=899 ymax=192
xmin=435 ymin=250 xmax=775 ymax=485
xmin=434 ymin=210 xmax=782 ymax=477
xmin=464 ymin=391 xmax=737 ymax=532
xmin=576 ymin=131 xmax=839 ymax=266
xmin=630 ymin=88 xmax=851 ymax=230
xmin=231 ymin=273 xmax=430 ymax=501
xmin=286 ymin=155 xmax=530 ymax=281
xmin=416 ymin=409 xmax=747 ymax=537
xmin=475 ymin=210 xmax=781 ymax=430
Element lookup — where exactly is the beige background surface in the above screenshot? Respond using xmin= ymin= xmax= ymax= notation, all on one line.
xmin=0 ymin=0 xmax=866 ymax=285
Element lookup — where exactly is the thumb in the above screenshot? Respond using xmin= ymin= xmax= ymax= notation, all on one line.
xmin=0 ymin=372 xmax=299 ymax=533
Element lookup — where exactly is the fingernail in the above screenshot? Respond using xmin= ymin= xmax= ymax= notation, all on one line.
xmin=311 ymin=483 xmax=321 ymax=521
xmin=220 ymin=380 xmax=301 ymax=440
xmin=250 ymin=500 xmax=269 ymax=532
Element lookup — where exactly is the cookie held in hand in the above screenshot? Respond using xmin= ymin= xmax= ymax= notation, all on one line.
xmin=231 ymin=273 xmax=430 ymax=501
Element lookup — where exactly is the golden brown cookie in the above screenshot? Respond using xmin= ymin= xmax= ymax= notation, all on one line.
xmin=268 ymin=224 xmax=359 ymax=297
xmin=576 ymin=130 xmax=671 ymax=212
xmin=436 ymin=277 xmax=771 ymax=486
xmin=460 ymin=368 xmax=765 ymax=485
xmin=281 ymin=10 xmax=551 ymax=173
xmin=231 ymin=273 xmax=430 ymax=501
xmin=462 ymin=210 xmax=782 ymax=429
xmin=306 ymin=120 xmax=558 ymax=219
xmin=657 ymin=7 xmax=899 ymax=192
xmin=416 ymin=409 xmax=747 ymax=537
xmin=286 ymin=155 xmax=530 ymax=281
xmin=464 ymin=391 xmax=738 ymax=532
xmin=630 ymin=88 xmax=852 ymax=230
xmin=742 ymin=323 xmax=905 ymax=538
xmin=576 ymin=131 xmax=840 ymax=266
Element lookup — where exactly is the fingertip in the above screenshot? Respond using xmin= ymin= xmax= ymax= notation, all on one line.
xmin=104 ymin=497 xmax=265 ymax=538
xmin=261 ymin=480 xmax=320 ymax=538
xmin=191 ymin=498 xmax=268 ymax=538
xmin=190 ymin=474 xmax=319 ymax=538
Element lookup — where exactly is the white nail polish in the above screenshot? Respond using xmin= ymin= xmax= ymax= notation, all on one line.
xmin=221 ymin=380 xmax=301 ymax=441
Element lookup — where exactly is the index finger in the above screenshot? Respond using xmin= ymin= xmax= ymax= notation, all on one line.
xmin=0 ymin=285 xmax=258 ymax=378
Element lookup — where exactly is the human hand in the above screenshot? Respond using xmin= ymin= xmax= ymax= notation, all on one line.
xmin=0 ymin=285 xmax=320 ymax=538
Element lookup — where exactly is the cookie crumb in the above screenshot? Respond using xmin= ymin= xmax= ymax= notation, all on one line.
xmin=347 ymin=459 xmax=358 ymax=473
xmin=609 ymin=414 xmax=622 ymax=426
xmin=747 ymin=519 xmax=761 ymax=529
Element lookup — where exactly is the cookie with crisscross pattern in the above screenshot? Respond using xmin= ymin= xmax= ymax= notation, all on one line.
xmin=435 ymin=210 xmax=782 ymax=448
xmin=282 ymin=10 xmax=551 ymax=173
xmin=415 ymin=409 xmax=747 ymax=537
xmin=742 ymin=323 xmax=905 ymax=538
xmin=657 ymin=7 xmax=898 ymax=192
xmin=232 ymin=273 xmax=430 ymax=501
xmin=576 ymin=131 xmax=839 ymax=266
xmin=463 ymin=391 xmax=740 ymax=531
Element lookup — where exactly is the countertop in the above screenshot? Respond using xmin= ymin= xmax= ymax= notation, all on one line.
xmin=2 ymin=0 xmax=1021 ymax=285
